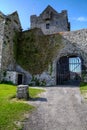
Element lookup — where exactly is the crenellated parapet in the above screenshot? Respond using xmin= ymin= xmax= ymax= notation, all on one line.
xmin=30 ymin=5 xmax=70 ymax=34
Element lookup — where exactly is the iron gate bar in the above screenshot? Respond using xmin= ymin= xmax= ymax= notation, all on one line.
xmin=57 ymin=56 xmax=81 ymax=85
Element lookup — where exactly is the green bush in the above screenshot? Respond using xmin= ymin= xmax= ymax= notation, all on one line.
xmin=29 ymin=76 xmax=46 ymax=86
xmin=0 ymin=80 xmax=14 ymax=85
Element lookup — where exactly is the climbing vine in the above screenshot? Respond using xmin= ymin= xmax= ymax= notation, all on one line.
xmin=13 ymin=28 xmax=63 ymax=75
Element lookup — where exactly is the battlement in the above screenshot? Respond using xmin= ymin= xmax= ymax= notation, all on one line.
xmin=30 ymin=5 xmax=70 ymax=34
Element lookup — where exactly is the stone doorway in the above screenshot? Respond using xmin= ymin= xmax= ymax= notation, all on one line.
xmin=17 ymin=74 xmax=23 ymax=85
xmin=56 ymin=56 xmax=82 ymax=85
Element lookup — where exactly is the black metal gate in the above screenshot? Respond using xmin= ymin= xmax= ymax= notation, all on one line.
xmin=57 ymin=56 xmax=81 ymax=85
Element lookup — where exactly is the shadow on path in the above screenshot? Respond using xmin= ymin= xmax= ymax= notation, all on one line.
xmin=29 ymin=97 xmax=47 ymax=102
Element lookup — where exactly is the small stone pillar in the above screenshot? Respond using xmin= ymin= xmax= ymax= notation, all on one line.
xmin=16 ymin=85 xmax=29 ymax=100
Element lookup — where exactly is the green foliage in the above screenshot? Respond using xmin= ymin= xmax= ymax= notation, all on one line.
xmin=14 ymin=28 xmax=62 ymax=75
xmin=3 ymin=71 xmax=7 ymax=77
xmin=0 ymin=84 xmax=45 ymax=130
xmin=13 ymin=31 xmax=21 ymax=60
xmin=29 ymin=87 xmax=45 ymax=98
xmin=48 ymin=62 xmax=53 ymax=75
xmin=80 ymin=82 xmax=87 ymax=87
xmin=80 ymin=82 xmax=87 ymax=99
xmin=29 ymin=76 xmax=46 ymax=86
xmin=0 ymin=80 xmax=14 ymax=85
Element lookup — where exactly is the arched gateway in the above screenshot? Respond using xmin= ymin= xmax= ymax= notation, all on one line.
xmin=56 ymin=56 xmax=82 ymax=85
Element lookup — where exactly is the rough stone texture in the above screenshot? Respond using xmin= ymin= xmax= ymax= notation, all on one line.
xmin=0 ymin=6 xmax=87 ymax=85
xmin=37 ymin=29 xmax=87 ymax=86
xmin=16 ymin=85 xmax=29 ymax=99
xmin=2 ymin=11 xmax=21 ymax=72
xmin=3 ymin=71 xmax=24 ymax=85
xmin=4 ymin=71 xmax=18 ymax=84
xmin=0 ymin=12 xmax=5 ymax=78
xmin=23 ymin=86 xmax=87 ymax=130
xmin=12 ymin=30 xmax=87 ymax=86
xmin=16 ymin=64 xmax=32 ymax=85
xmin=0 ymin=11 xmax=21 ymax=81
xmin=30 ymin=5 xmax=70 ymax=34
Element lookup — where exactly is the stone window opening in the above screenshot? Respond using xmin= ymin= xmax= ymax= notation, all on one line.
xmin=46 ymin=23 xmax=50 ymax=29
xmin=46 ymin=11 xmax=49 ymax=15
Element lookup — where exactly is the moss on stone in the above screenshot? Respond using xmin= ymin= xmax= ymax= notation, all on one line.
xmin=13 ymin=28 xmax=63 ymax=75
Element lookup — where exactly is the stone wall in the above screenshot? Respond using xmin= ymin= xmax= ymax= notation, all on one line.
xmin=0 ymin=12 xmax=5 ymax=78
xmin=4 ymin=70 xmax=24 ymax=85
xmin=47 ymin=29 xmax=87 ymax=85
xmin=16 ymin=64 xmax=32 ymax=85
xmin=13 ymin=29 xmax=87 ymax=86
xmin=29 ymin=29 xmax=87 ymax=86
xmin=0 ymin=9 xmax=87 ymax=86
xmin=30 ymin=5 xmax=70 ymax=35
xmin=1 ymin=12 xmax=22 ymax=80
xmin=4 ymin=71 xmax=18 ymax=84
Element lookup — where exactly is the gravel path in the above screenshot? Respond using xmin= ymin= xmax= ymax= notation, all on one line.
xmin=23 ymin=86 xmax=87 ymax=130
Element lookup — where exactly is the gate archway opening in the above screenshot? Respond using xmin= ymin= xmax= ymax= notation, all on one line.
xmin=56 ymin=56 xmax=82 ymax=85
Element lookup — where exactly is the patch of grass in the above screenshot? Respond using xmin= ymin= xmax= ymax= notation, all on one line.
xmin=29 ymin=87 xmax=45 ymax=98
xmin=0 ymin=84 xmax=45 ymax=130
xmin=80 ymin=82 xmax=87 ymax=99
xmin=80 ymin=82 xmax=87 ymax=90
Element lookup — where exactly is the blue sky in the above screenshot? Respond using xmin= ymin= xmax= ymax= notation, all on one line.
xmin=69 ymin=57 xmax=81 ymax=73
xmin=0 ymin=0 xmax=87 ymax=31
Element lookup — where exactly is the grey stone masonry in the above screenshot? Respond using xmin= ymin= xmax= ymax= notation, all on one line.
xmin=16 ymin=85 xmax=29 ymax=100
xmin=0 ymin=6 xmax=87 ymax=86
xmin=30 ymin=5 xmax=70 ymax=35
xmin=0 ymin=11 xmax=22 ymax=81
xmin=0 ymin=12 xmax=5 ymax=71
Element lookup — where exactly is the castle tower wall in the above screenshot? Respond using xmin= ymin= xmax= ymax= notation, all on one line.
xmin=30 ymin=5 xmax=70 ymax=35
xmin=1 ymin=12 xmax=22 ymax=80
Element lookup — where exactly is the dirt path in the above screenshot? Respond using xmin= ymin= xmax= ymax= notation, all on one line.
xmin=23 ymin=86 xmax=87 ymax=130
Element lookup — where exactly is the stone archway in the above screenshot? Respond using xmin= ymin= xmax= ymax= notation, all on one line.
xmin=56 ymin=55 xmax=82 ymax=85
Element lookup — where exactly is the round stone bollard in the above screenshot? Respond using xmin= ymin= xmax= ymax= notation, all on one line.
xmin=16 ymin=85 xmax=29 ymax=100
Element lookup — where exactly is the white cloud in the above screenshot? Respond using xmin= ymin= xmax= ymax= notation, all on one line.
xmin=73 ymin=17 xmax=87 ymax=22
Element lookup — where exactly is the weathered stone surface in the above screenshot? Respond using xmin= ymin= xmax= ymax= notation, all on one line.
xmin=4 ymin=71 xmax=18 ymax=84
xmin=30 ymin=5 xmax=70 ymax=34
xmin=0 ymin=6 xmax=87 ymax=86
xmin=1 ymin=11 xmax=21 ymax=73
xmin=46 ymin=29 xmax=87 ymax=85
xmin=32 ymin=29 xmax=87 ymax=86
xmin=16 ymin=85 xmax=29 ymax=99
xmin=0 ymin=11 xmax=22 ymax=81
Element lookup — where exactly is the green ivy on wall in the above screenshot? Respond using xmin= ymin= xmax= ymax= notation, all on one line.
xmin=13 ymin=28 xmax=63 ymax=75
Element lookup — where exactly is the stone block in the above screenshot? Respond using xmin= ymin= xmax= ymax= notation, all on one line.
xmin=16 ymin=85 xmax=29 ymax=100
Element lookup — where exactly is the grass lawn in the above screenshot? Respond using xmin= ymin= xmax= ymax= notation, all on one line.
xmin=80 ymin=82 xmax=87 ymax=99
xmin=0 ymin=84 xmax=45 ymax=130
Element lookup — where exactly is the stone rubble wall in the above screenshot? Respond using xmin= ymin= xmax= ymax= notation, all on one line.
xmin=4 ymin=71 xmax=18 ymax=84
xmin=50 ymin=29 xmax=87 ymax=85
xmin=16 ymin=64 xmax=32 ymax=85
xmin=35 ymin=29 xmax=87 ymax=86
xmin=0 ymin=15 xmax=5 ymax=73
xmin=0 ymin=10 xmax=87 ymax=85
xmin=1 ymin=12 xmax=22 ymax=80
xmin=30 ymin=7 xmax=70 ymax=34
xmin=13 ymin=29 xmax=87 ymax=86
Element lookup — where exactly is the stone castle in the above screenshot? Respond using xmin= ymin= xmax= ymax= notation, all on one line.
xmin=0 ymin=5 xmax=87 ymax=86
xmin=30 ymin=5 xmax=70 ymax=34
